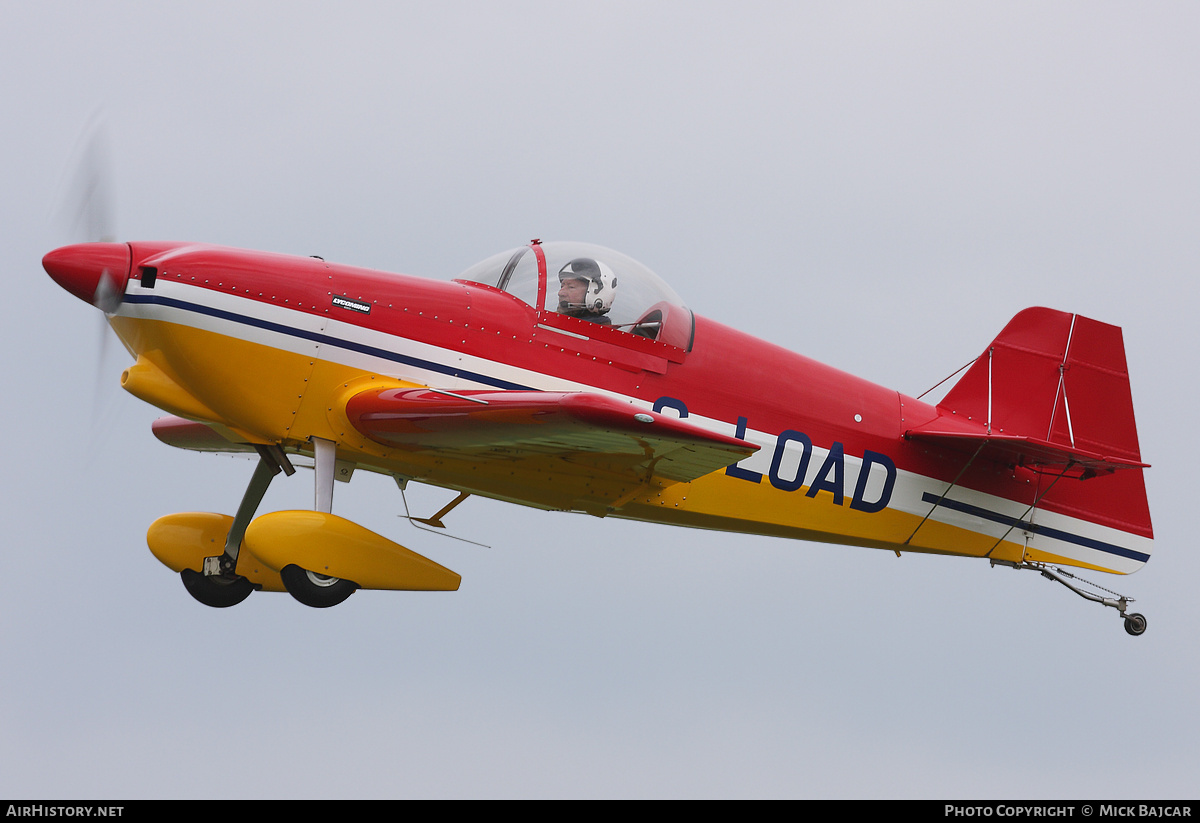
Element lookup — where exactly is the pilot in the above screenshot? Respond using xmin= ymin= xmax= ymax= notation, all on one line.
xmin=556 ymin=258 xmax=617 ymax=324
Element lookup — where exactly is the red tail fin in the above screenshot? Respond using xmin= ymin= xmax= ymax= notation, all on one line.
xmin=928 ymin=307 xmax=1152 ymax=542
xmin=940 ymin=308 xmax=1143 ymax=467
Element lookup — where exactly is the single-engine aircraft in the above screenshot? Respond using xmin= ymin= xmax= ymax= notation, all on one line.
xmin=42 ymin=238 xmax=1153 ymax=633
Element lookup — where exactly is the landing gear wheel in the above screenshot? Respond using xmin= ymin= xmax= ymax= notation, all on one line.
xmin=280 ymin=564 xmax=358 ymax=608
xmin=1123 ymin=613 xmax=1147 ymax=636
xmin=180 ymin=568 xmax=254 ymax=608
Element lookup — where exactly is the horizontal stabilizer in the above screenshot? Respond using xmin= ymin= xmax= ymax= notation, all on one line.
xmin=905 ymin=417 xmax=1149 ymax=479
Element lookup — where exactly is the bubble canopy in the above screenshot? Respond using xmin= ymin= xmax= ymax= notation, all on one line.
xmin=457 ymin=241 xmax=693 ymax=349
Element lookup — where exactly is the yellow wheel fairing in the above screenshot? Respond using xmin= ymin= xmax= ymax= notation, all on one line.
xmin=147 ymin=512 xmax=232 ymax=571
xmin=146 ymin=512 xmax=285 ymax=591
xmin=244 ymin=511 xmax=461 ymax=591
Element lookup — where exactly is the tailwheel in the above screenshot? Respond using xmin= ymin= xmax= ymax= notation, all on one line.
xmin=994 ymin=561 xmax=1148 ymax=637
xmin=180 ymin=568 xmax=254 ymax=608
xmin=1123 ymin=613 xmax=1147 ymax=637
xmin=280 ymin=564 xmax=358 ymax=608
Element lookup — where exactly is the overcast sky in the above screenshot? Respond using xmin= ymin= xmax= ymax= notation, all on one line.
xmin=3 ymin=2 xmax=1198 ymax=798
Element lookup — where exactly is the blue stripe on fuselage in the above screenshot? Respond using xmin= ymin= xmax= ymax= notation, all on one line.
xmin=122 ymin=293 xmax=534 ymax=391
xmin=920 ymin=492 xmax=1149 ymax=563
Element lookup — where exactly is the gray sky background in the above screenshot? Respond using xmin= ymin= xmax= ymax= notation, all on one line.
xmin=2 ymin=2 xmax=1197 ymax=799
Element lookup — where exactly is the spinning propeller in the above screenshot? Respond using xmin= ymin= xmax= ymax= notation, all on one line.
xmin=44 ymin=114 xmax=134 ymax=426
xmin=45 ymin=115 xmax=129 ymax=314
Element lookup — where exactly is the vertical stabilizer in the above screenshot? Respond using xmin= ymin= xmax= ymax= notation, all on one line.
xmin=938 ymin=307 xmax=1144 ymax=469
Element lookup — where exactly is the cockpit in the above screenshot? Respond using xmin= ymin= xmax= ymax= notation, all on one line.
xmin=456 ymin=240 xmax=694 ymax=352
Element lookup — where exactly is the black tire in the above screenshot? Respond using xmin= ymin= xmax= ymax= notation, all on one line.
xmin=1123 ymin=613 xmax=1147 ymax=636
xmin=280 ymin=564 xmax=357 ymax=608
xmin=180 ymin=568 xmax=254 ymax=608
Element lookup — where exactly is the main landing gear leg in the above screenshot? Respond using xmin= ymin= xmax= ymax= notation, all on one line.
xmin=994 ymin=560 xmax=1147 ymax=636
xmin=278 ymin=437 xmax=358 ymax=608
xmin=181 ymin=445 xmax=293 ymax=608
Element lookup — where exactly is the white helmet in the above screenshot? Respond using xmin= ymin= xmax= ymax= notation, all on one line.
xmin=558 ymin=258 xmax=617 ymax=316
